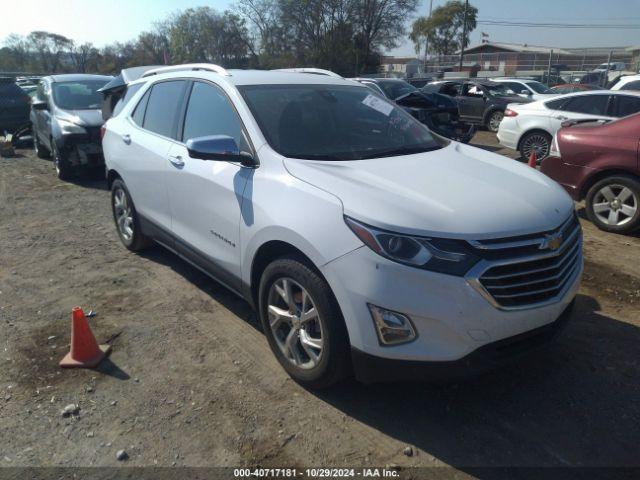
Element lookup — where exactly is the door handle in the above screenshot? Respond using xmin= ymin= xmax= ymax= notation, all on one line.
xmin=168 ymin=154 xmax=185 ymax=167
xmin=122 ymin=134 xmax=131 ymax=145
xmin=555 ymin=115 xmax=568 ymax=121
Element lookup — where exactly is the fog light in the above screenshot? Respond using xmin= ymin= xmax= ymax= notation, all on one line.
xmin=368 ymin=304 xmax=417 ymax=346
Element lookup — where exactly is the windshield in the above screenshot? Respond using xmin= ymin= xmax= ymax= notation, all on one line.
xmin=52 ymin=80 xmax=108 ymax=110
xmin=525 ymin=81 xmax=551 ymax=94
xmin=239 ymin=84 xmax=445 ymax=161
xmin=376 ymin=80 xmax=418 ymax=100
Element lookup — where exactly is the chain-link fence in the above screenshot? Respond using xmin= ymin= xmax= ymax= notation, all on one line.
xmin=395 ymin=48 xmax=639 ymax=84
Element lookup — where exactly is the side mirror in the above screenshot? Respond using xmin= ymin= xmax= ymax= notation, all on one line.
xmin=186 ymin=135 xmax=255 ymax=166
xmin=32 ymin=101 xmax=48 ymax=111
xmin=521 ymin=89 xmax=531 ymax=96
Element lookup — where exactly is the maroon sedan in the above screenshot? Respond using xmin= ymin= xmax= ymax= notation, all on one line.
xmin=541 ymin=113 xmax=640 ymax=234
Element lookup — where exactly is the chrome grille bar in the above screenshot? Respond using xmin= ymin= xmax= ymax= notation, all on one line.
xmin=466 ymin=213 xmax=583 ymax=310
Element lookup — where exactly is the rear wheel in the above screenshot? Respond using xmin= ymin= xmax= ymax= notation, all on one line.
xmin=110 ymin=178 xmax=153 ymax=251
xmin=258 ymin=255 xmax=350 ymax=389
xmin=585 ymin=176 xmax=640 ymax=234
xmin=487 ymin=110 xmax=504 ymax=132
xmin=519 ymin=131 xmax=551 ymax=162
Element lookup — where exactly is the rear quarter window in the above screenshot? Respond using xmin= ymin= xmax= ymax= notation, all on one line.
xmin=620 ymin=80 xmax=640 ymax=91
xmin=113 ymin=83 xmax=144 ymax=117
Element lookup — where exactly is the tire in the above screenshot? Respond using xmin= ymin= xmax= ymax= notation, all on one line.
xmin=33 ymin=132 xmax=50 ymax=159
xmin=52 ymin=142 xmax=73 ymax=180
xmin=486 ymin=110 xmax=504 ymax=133
xmin=585 ymin=175 xmax=640 ymax=234
xmin=258 ymin=255 xmax=350 ymax=388
xmin=110 ymin=178 xmax=153 ymax=251
xmin=519 ymin=130 xmax=552 ymax=162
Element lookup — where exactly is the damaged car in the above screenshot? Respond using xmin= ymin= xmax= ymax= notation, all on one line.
xmin=31 ymin=74 xmax=112 ymax=179
xmin=351 ymin=78 xmax=476 ymax=143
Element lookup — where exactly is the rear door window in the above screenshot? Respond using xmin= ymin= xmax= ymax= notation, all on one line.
xmin=559 ymin=95 xmax=610 ymax=115
xmin=610 ymin=95 xmax=640 ymax=117
xmin=142 ymin=80 xmax=187 ymax=139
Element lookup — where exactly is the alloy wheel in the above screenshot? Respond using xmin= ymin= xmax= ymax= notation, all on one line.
xmin=113 ymin=188 xmax=134 ymax=241
xmin=267 ymin=277 xmax=324 ymax=370
xmin=489 ymin=111 xmax=504 ymax=132
xmin=521 ymin=134 xmax=550 ymax=160
xmin=592 ymin=184 xmax=638 ymax=226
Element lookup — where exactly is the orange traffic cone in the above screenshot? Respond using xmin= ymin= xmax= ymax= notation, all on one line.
xmin=59 ymin=307 xmax=111 ymax=368
xmin=528 ymin=150 xmax=537 ymax=168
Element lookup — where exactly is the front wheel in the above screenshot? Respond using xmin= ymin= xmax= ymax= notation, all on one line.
xmin=34 ymin=133 xmax=50 ymax=159
xmin=52 ymin=142 xmax=73 ymax=180
xmin=585 ymin=176 xmax=640 ymax=234
xmin=258 ymin=255 xmax=350 ymax=388
xmin=487 ymin=110 xmax=504 ymax=133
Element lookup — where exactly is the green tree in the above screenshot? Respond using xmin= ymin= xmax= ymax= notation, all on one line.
xmin=410 ymin=0 xmax=477 ymax=56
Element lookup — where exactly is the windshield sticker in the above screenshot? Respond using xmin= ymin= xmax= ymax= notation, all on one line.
xmin=362 ymin=94 xmax=394 ymax=116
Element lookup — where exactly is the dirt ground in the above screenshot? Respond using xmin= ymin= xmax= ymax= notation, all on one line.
xmin=1 ymin=131 xmax=639 ymax=477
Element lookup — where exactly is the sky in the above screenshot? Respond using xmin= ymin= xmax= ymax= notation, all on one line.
xmin=3 ymin=0 xmax=640 ymax=55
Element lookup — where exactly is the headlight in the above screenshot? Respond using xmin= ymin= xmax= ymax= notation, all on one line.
xmin=58 ymin=119 xmax=87 ymax=135
xmin=345 ymin=216 xmax=480 ymax=276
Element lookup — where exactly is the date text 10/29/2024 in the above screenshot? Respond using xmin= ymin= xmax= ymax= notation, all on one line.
xmin=234 ymin=468 xmax=400 ymax=478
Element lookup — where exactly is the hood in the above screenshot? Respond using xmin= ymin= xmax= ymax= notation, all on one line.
xmin=283 ymin=143 xmax=573 ymax=240
xmin=55 ymin=108 xmax=104 ymax=127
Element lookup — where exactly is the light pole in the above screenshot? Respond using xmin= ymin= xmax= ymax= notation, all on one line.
xmin=423 ymin=0 xmax=434 ymax=72
xmin=458 ymin=0 xmax=469 ymax=72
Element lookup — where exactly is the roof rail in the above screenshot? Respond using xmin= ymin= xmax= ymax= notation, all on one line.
xmin=142 ymin=63 xmax=230 ymax=78
xmin=273 ymin=68 xmax=343 ymax=79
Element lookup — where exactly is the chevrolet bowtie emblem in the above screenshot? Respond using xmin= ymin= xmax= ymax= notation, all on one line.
xmin=540 ymin=232 xmax=563 ymax=251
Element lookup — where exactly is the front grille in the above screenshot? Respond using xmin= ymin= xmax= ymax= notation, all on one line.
xmin=475 ymin=215 xmax=582 ymax=308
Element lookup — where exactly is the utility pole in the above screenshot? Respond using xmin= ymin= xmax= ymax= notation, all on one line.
xmin=423 ymin=0 xmax=434 ymax=72
xmin=458 ymin=0 xmax=469 ymax=72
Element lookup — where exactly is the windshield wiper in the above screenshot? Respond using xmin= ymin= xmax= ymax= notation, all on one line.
xmin=288 ymin=153 xmax=349 ymax=161
xmin=360 ymin=144 xmax=441 ymax=159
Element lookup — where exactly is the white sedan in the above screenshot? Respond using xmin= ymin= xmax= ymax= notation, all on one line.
xmin=497 ymin=90 xmax=640 ymax=160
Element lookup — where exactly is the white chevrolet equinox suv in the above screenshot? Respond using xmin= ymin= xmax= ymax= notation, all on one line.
xmin=103 ymin=64 xmax=582 ymax=387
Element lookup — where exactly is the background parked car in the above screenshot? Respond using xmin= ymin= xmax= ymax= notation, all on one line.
xmin=549 ymin=84 xmax=601 ymax=94
xmin=352 ymin=77 xmax=476 ymax=142
xmin=610 ymin=74 xmax=640 ymax=91
xmin=0 ymin=77 xmax=31 ymax=136
xmin=541 ymin=113 xmax=640 ymax=234
xmin=31 ymin=74 xmax=112 ymax=179
xmin=490 ymin=77 xmax=557 ymax=101
xmin=497 ymin=90 xmax=640 ymax=160
xmin=407 ymin=76 xmax=434 ymax=88
xmin=423 ymin=79 xmax=532 ymax=132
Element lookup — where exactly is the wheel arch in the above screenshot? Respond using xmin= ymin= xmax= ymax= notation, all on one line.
xmin=579 ymin=168 xmax=640 ymax=201
xmin=249 ymin=240 xmax=323 ymax=310
xmin=106 ymin=169 xmax=122 ymax=190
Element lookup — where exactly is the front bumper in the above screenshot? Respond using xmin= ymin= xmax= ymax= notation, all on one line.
xmin=321 ymin=243 xmax=581 ymax=366
xmin=351 ymin=300 xmax=573 ymax=383
xmin=57 ymin=129 xmax=104 ymax=169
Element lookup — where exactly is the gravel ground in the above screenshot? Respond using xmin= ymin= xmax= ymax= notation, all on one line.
xmin=1 ymin=133 xmax=639 ymax=477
